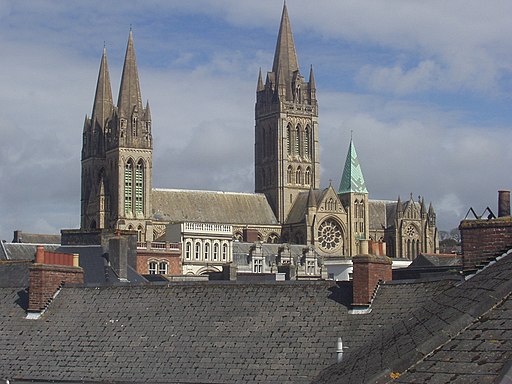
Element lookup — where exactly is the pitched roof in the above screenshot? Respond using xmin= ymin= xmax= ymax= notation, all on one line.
xmin=151 ymin=188 xmax=278 ymax=225
xmin=0 ymin=243 xmax=59 ymax=261
xmin=338 ymin=139 xmax=368 ymax=194
xmin=313 ymin=251 xmax=512 ymax=383
xmin=0 ymin=282 xmax=351 ymax=383
xmin=285 ymin=188 xmax=325 ymax=224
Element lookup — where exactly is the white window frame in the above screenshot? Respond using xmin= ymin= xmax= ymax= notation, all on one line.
xmin=253 ymin=258 xmax=263 ymax=273
xmin=148 ymin=261 xmax=158 ymax=274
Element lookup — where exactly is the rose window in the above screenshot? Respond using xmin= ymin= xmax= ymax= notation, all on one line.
xmin=318 ymin=219 xmax=343 ymax=252
xmin=405 ymin=225 xmax=417 ymax=238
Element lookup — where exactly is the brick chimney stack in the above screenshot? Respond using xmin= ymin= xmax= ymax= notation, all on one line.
xmin=28 ymin=246 xmax=84 ymax=313
xmin=352 ymin=240 xmax=392 ymax=306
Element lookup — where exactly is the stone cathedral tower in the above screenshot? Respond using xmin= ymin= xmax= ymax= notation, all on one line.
xmin=81 ymin=31 xmax=153 ymax=241
xmin=255 ymin=3 xmax=319 ymax=223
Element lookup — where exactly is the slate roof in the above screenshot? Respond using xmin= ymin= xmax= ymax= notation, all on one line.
xmin=55 ymin=245 xmax=147 ymax=285
xmin=313 ymin=250 xmax=512 ymax=384
xmin=0 ymin=244 xmax=145 ymax=286
xmin=0 ymin=282 xmax=351 ymax=383
xmin=0 ymin=243 xmax=59 ymax=261
xmin=0 ymin=260 xmax=31 ymax=287
xmin=286 ymin=188 xmax=328 ymax=224
xmin=151 ymin=188 xmax=278 ymax=225
xmin=1 ymin=248 xmax=511 ymax=383
xmin=11 ymin=232 xmax=61 ymax=244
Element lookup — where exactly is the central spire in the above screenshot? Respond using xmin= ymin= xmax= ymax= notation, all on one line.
xmin=272 ymin=3 xmax=299 ymax=87
xmin=117 ymin=30 xmax=143 ymax=118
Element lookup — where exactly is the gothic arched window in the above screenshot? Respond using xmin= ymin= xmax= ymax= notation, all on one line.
xmin=135 ymin=160 xmax=144 ymax=214
xmin=305 ymin=167 xmax=311 ymax=185
xmin=287 ymin=166 xmax=293 ymax=184
xmin=305 ymin=126 xmax=310 ymax=158
xmin=296 ymin=167 xmax=302 ymax=185
xmin=295 ymin=126 xmax=300 ymax=156
xmin=124 ymin=160 xmax=133 ymax=214
xmin=286 ymin=125 xmax=292 ymax=156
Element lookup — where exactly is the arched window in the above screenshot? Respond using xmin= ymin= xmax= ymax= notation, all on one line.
xmin=295 ymin=126 xmax=300 ymax=156
xmin=137 ymin=225 xmax=144 ymax=242
xmin=267 ymin=233 xmax=279 ymax=244
xmin=222 ymin=243 xmax=228 ymax=261
xmin=305 ymin=167 xmax=311 ymax=185
xmin=195 ymin=242 xmax=201 ymax=260
xmin=124 ymin=160 xmax=133 ymax=214
xmin=296 ymin=167 xmax=302 ymax=185
xmin=286 ymin=125 xmax=292 ymax=155
xmin=287 ymin=166 xmax=293 ymax=184
xmin=204 ymin=243 xmax=210 ymax=260
xmin=148 ymin=261 xmax=158 ymax=274
xmin=304 ymin=126 xmax=311 ymax=157
xmin=158 ymin=261 xmax=168 ymax=275
xmin=135 ymin=160 xmax=144 ymax=214
xmin=185 ymin=241 xmax=192 ymax=259
xmin=213 ymin=243 xmax=219 ymax=260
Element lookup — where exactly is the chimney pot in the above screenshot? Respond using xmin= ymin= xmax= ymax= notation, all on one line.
xmin=498 ymin=190 xmax=510 ymax=217
xmin=360 ymin=239 xmax=369 ymax=255
xmin=35 ymin=245 xmax=45 ymax=263
xmin=73 ymin=253 xmax=80 ymax=267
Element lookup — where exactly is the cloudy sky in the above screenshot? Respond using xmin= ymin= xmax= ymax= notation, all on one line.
xmin=1 ymin=1 xmax=512 ymax=241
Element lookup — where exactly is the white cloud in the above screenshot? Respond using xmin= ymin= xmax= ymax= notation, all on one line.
xmin=0 ymin=1 xmax=512 ymax=240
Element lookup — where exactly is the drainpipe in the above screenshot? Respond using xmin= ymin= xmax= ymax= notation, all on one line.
xmin=336 ymin=337 xmax=343 ymax=363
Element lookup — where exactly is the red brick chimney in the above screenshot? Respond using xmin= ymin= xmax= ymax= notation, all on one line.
xmin=352 ymin=240 xmax=392 ymax=306
xmin=28 ymin=245 xmax=84 ymax=312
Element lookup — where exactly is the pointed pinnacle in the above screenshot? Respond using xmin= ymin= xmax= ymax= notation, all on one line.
xmin=257 ymin=68 xmax=264 ymax=92
xmin=309 ymin=65 xmax=316 ymax=89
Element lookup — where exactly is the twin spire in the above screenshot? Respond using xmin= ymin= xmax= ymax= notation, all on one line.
xmin=90 ymin=30 xmax=147 ymax=128
xmin=117 ymin=30 xmax=143 ymax=119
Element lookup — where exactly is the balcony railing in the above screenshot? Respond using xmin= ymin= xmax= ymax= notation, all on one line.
xmin=137 ymin=241 xmax=181 ymax=252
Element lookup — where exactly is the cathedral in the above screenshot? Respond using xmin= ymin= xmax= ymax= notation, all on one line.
xmin=80 ymin=4 xmax=438 ymax=278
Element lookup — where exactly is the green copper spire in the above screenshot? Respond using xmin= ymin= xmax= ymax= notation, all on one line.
xmin=338 ymin=139 xmax=368 ymax=194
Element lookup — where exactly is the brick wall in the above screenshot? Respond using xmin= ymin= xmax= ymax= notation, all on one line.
xmin=352 ymin=254 xmax=392 ymax=306
xmin=29 ymin=260 xmax=84 ymax=312
xmin=136 ymin=252 xmax=182 ymax=275
xmin=459 ymin=217 xmax=512 ymax=270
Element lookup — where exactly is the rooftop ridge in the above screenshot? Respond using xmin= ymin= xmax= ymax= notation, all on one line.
xmin=152 ymin=188 xmax=266 ymax=197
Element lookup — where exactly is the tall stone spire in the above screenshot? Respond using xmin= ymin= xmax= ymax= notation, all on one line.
xmin=91 ymin=47 xmax=113 ymax=130
xmin=338 ymin=139 xmax=368 ymax=194
xmin=272 ymin=2 xmax=299 ymax=97
xmin=117 ymin=30 xmax=143 ymax=118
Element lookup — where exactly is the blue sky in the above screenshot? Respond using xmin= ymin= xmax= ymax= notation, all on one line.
xmin=1 ymin=0 xmax=512 ymax=240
